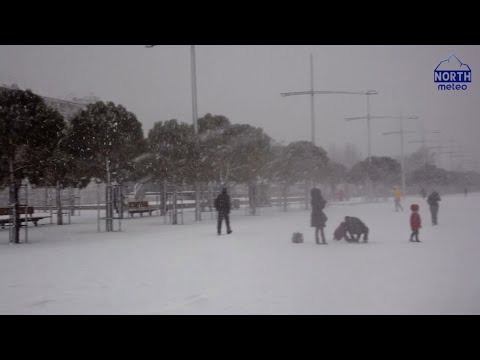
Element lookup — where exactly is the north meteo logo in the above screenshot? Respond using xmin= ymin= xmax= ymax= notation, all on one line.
xmin=434 ymin=54 xmax=471 ymax=91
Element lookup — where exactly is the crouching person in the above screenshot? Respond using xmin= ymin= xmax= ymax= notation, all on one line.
xmin=334 ymin=216 xmax=369 ymax=243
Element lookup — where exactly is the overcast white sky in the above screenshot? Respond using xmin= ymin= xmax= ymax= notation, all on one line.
xmin=1 ymin=45 xmax=479 ymax=170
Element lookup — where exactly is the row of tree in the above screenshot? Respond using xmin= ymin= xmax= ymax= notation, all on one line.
xmin=1 ymin=87 xmax=479 ymax=242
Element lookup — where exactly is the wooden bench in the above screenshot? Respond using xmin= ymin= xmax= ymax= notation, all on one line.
xmin=0 ymin=206 xmax=51 ymax=229
xmin=128 ymin=201 xmax=155 ymax=217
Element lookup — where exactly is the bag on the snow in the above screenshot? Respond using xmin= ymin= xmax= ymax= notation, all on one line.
xmin=292 ymin=232 xmax=304 ymax=244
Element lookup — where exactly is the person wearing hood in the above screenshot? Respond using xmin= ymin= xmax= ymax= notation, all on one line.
xmin=311 ymin=188 xmax=328 ymax=245
xmin=214 ymin=188 xmax=233 ymax=235
xmin=427 ymin=191 xmax=441 ymax=226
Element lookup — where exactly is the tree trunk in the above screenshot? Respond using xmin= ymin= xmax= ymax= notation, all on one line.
xmin=105 ymin=157 xmax=112 ymax=232
xmin=70 ymin=188 xmax=76 ymax=216
xmin=44 ymin=187 xmax=49 ymax=212
xmin=249 ymin=181 xmax=257 ymax=215
xmin=283 ymin=184 xmax=288 ymax=212
xmin=172 ymin=181 xmax=177 ymax=225
xmin=9 ymin=158 xmax=20 ymax=244
xmin=305 ymin=181 xmax=310 ymax=210
xmin=56 ymin=182 xmax=63 ymax=225
xmin=161 ymin=180 xmax=167 ymax=216
xmin=200 ymin=186 xmax=205 ymax=212
xmin=118 ymin=184 xmax=124 ymax=220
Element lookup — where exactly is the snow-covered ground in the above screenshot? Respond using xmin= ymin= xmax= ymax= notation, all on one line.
xmin=1 ymin=193 xmax=479 ymax=314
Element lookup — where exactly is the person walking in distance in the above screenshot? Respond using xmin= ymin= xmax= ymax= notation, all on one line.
xmin=427 ymin=190 xmax=441 ymax=226
xmin=393 ymin=186 xmax=404 ymax=212
xmin=215 ymin=188 xmax=232 ymax=235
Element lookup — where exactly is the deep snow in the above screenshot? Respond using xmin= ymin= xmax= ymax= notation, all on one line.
xmin=1 ymin=193 xmax=479 ymax=314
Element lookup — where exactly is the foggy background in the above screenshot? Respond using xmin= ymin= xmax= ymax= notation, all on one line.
xmin=1 ymin=45 xmax=478 ymax=168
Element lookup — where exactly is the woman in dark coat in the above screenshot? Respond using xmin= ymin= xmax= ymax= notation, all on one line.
xmin=427 ymin=191 xmax=441 ymax=225
xmin=311 ymin=188 xmax=328 ymax=244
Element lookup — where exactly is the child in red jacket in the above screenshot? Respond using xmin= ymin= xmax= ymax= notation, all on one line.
xmin=410 ymin=204 xmax=421 ymax=243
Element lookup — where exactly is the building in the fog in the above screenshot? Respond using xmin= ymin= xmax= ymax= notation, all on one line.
xmin=1 ymin=84 xmax=93 ymax=121
xmin=43 ymin=97 xmax=88 ymax=121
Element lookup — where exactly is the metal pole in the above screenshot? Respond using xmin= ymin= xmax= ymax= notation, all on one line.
xmin=56 ymin=183 xmax=62 ymax=226
xmin=191 ymin=45 xmax=199 ymax=136
xmin=9 ymin=158 xmax=16 ymax=244
xmin=68 ymin=188 xmax=72 ymax=225
xmin=163 ymin=180 xmax=167 ymax=225
xmin=172 ymin=182 xmax=177 ymax=225
xmin=24 ymin=184 xmax=28 ymax=244
xmin=106 ymin=157 xmax=112 ymax=232
xmin=310 ymin=53 xmax=315 ymax=146
xmin=180 ymin=185 xmax=184 ymax=225
xmin=118 ymin=185 xmax=122 ymax=232
xmin=191 ymin=45 xmax=201 ymax=222
xmin=156 ymin=182 xmax=160 ymax=216
xmin=366 ymin=95 xmax=372 ymax=200
xmin=400 ymin=115 xmax=406 ymax=196
xmin=309 ymin=54 xmax=316 ymax=191
xmin=366 ymin=95 xmax=372 ymax=160
xmin=210 ymin=183 xmax=214 ymax=220
xmin=49 ymin=189 xmax=53 ymax=225
xmin=97 ymin=182 xmax=100 ymax=233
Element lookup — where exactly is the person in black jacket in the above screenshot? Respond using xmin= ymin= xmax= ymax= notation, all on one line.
xmin=333 ymin=217 xmax=369 ymax=243
xmin=345 ymin=216 xmax=369 ymax=243
xmin=427 ymin=191 xmax=441 ymax=225
xmin=214 ymin=188 xmax=232 ymax=235
xmin=311 ymin=188 xmax=328 ymax=245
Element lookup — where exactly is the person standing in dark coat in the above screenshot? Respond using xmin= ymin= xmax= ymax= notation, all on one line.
xmin=215 ymin=188 xmax=232 ymax=235
xmin=427 ymin=191 xmax=441 ymax=226
xmin=311 ymin=188 xmax=328 ymax=245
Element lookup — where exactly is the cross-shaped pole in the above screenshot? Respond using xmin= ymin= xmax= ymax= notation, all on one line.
xmin=379 ymin=115 xmax=419 ymax=196
xmin=281 ymin=54 xmax=378 ymax=146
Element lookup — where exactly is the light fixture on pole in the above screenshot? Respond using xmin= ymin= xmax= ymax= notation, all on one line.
xmin=343 ymin=91 xmax=383 ymax=164
xmin=379 ymin=115 xmax=419 ymax=196
xmin=281 ymin=54 xmax=378 ymax=146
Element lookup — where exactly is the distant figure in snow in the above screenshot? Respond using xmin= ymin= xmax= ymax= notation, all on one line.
xmin=334 ymin=216 xmax=369 ymax=243
xmin=214 ymin=188 xmax=232 ymax=235
xmin=409 ymin=204 xmax=422 ymax=243
xmin=420 ymin=188 xmax=427 ymax=199
xmin=311 ymin=188 xmax=328 ymax=245
xmin=427 ymin=191 xmax=441 ymax=226
xmin=464 ymin=188 xmax=468 ymax=197
xmin=393 ymin=186 xmax=404 ymax=212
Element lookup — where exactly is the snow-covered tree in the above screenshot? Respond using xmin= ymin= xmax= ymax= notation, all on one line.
xmin=0 ymin=87 xmax=65 ymax=243
xmin=67 ymin=101 xmax=146 ymax=185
